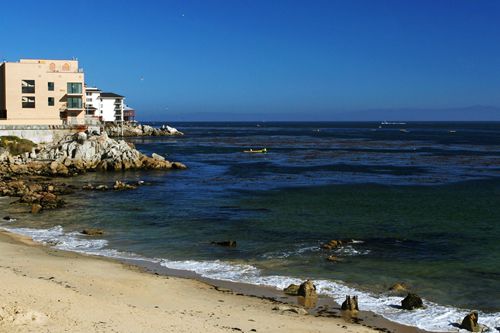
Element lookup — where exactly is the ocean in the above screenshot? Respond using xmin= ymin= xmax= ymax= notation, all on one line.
xmin=1 ymin=121 xmax=499 ymax=332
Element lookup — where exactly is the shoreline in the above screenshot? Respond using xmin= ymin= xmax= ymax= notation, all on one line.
xmin=0 ymin=228 xmax=391 ymax=333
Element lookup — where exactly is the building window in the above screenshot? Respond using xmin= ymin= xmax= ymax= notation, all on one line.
xmin=67 ymin=97 xmax=82 ymax=109
xmin=22 ymin=96 xmax=35 ymax=108
xmin=67 ymin=82 xmax=82 ymax=94
xmin=48 ymin=82 xmax=54 ymax=91
xmin=48 ymin=97 xmax=55 ymax=106
xmin=22 ymin=80 xmax=35 ymax=93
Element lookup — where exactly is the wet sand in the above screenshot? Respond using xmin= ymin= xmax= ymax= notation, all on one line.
xmin=0 ymin=229 xmax=387 ymax=333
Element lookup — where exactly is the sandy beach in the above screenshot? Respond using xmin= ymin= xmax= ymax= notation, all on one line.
xmin=0 ymin=230 xmax=379 ymax=333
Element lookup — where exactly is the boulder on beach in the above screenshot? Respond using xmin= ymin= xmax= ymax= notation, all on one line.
xmin=401 ymin=293 xmax=423 ymax=310
xmin=460 ymin=311 xmax=480 ymax=332
xmin=297 ymin=280 xmax=317 ymax=298
xmin=81 ymin=228 xmax=104 ymax=236
xmin=283 ymin=284 xmax=300 ymax=296
xmin=211 ymin=240 xmax=237 ymax=247
xmin=341 ymin=295 xmax=359 ymax=312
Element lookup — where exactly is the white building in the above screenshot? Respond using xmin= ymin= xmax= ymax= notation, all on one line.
xmin=84 ymin=87 xmax=125 ymax=123
xmin=99 ymin=92 xmax=124 ymax=122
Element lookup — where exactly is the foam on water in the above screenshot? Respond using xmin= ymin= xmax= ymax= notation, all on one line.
xmin=1 ymin=223 xmax=499 ymax=332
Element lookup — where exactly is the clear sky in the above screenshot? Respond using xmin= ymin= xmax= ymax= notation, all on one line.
xmin=1 ymin=0 xmax=500 ymax=120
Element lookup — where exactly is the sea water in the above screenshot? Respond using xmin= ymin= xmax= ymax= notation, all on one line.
xmin=2 ymin=122 xmax=499 ymax=332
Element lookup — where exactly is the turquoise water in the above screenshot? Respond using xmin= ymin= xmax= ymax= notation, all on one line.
xmin=2 ymin=122 xmax=499 ymax=331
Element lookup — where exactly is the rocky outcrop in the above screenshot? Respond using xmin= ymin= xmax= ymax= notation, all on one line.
xmin=341 ymin=295 xmax=359 ymax=312
xmin=0 ymin=132 xmax=186 ymax=176
xmin=460 ymin=312 xmax=480 ymax=332
xmin=401 ymin=293 xmax=424 ymax=310
xmin=297 ymin=280 xmax=317 ymax=298
xmin=104 ymin=123 xmax=184 ymax=137
xmin=0 ymin=177 xmax=72 ymax=213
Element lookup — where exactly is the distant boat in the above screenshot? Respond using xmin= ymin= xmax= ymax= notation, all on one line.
xmin=382 ymin=121 xmax=407 ymax=125
xmin=400 ymin=129 xmax=409 ymax=133
xmin=244 ymin=148 xmax=267 ymax=153
xmin=449 ymin=130 xmax=457 ymax=133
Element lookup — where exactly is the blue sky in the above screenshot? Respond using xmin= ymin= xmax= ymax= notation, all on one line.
xmin=1 ymin=0 xmax=500 ymax=120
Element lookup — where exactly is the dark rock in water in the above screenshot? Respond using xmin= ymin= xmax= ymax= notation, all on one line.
xmin=3 ymin=216 xmax=11 ymax=220
xmin=95 ymin=185 xmax=108 ymax=191
xmin=211 ymin=240 xmax=237 ymax=247
xmin=297 ymin=280 xmax=317 ymax=298
xmin=326 ymin=255 xmax=343 ymax=262
xmin=31 ymin=204 xmax=42 ymax=214
xmin=341 ymin=295 xmax=359 ymax=311
xmin=283 ymin=284 xmax=300 ymax=295
xmin=401 ymin=293 xmax=423 ymax=310
xmin=460 ymin=311 xmax=480 ymax=332
xmin=81 ymin=228 xmax=104 ymax=236
xmin=321 ymin=239 xmax=343 ymax=250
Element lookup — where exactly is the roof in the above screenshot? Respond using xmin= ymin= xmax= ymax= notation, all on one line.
xmin=86 ymin=87 xmax=101 ymax=92
xmin=123 ymin=105 xmax=135 ymax=111
xmin=100 ymin=92 xmax=123 ymax=98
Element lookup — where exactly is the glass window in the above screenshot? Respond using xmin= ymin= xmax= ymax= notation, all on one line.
xmin=48 ymin=82 xmax=54 ymax=91
xmin=22 ymin=96 xmax=35 ymax=108
xmin=67 ymin=82 xmax=82 ymax=94
xmin=48 ymin=97 xmax=54 ymax=106
xmin=22 ymin=80 xmax=35 ymax=93
xmin=67 ymin=97 xmax=82 ymax=109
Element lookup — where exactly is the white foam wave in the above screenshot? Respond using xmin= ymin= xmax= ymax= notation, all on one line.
xmin=262 ymin=245 xmax=319 ymax=259
xmin=2 ymin=224 xmax=499 ymax=332
xmin=160 ymin=259 xmax=499 ymax=332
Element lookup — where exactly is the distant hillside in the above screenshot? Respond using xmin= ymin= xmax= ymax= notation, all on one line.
xmin=143 ymin=105 xmax=500 ymax=122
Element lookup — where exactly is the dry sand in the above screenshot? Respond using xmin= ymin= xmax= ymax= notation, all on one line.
xmin=0 ymin=230 xmax=378 ymax=333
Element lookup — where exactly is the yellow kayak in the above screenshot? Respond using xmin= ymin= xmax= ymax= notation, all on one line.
xmin=244 ymin=148 xmax=267 ymax=153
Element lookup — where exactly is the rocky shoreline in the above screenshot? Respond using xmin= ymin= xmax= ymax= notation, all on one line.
xmin=0 ymin=132 xmax=186 ymax=214
xmin=104 ymin=123 xmax=184 ymax=137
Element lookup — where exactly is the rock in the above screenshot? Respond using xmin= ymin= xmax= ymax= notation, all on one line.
xmin=283 ymin=284 xmax=300 ymax=295
xmin=3 ymin=216 xmax=11 ymax=220
xmin=40 ymin=192 xmax=61 ymax=209
xmin=460 ymin=311 xmax=480 ymax=332
xmin=272 ymin=305 xmax=308 ymax=316
xmin=341 ymin=295 xmax=359 ymax=311
xmin=389 ymin=283 xmax=408 ymax=294
xmin=321 ymin=239 xmax=343 ymax=250
xmin=31 ymin=204 xmax=42 ymax=214
xmin=113 ymin=180 xmax=137 ymax=190
xmin=152 ymin=153 xmax=165 ymax=161
xmin=326 ymin=255 xmax=342 ymax=262
xmin=75 ymin=132 xmax=87 ymax=144
xmin=401 ymin=293 xmax=423 ymax=310
xmin=82 ymin=183 xmax=95 ymax=190
xmin=95 ymin=185 xmax=108 ymax=191
xmin=297 ymin=280 xmax=317 ymax=298
xmin=211 ymin=240 xmax=237 ymax=247
xmin=81 ymin=228 xmax=104 ymax=236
